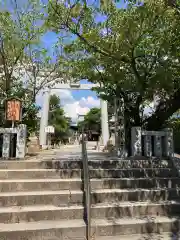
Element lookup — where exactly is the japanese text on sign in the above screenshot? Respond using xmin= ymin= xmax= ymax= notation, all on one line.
xmin=6 ymin=99 xmax=21 ymax=121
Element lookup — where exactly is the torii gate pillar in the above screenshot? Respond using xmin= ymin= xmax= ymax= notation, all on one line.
xmin=100 ymin=99 xmax=109 ymax=146
xmin=39 ymin=89 xmax=50 ymax=149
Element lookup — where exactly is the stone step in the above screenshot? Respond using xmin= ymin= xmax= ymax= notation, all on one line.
xmin=0 ymin=219 xmax=86 ymax=240
xmin=0 ymin=205 xmax=84 ymax=223
xmin=88 ymin=159 xmax=172 ymax=170
xmin=2 ymin=189 xmax=179 ymax=214
xmin=1 ymin=201 xmax=179 ymax=224
xmin=0 ymin=169 xmax=82 ymax=179
xmin=91 ymin=201 xmax=180 ymax=219
xmin=97 ymin=233 xmax=177 ymax=240
xmin=0 ymin=168 xmax=175 ymax=179
xmin=0 ymin=179 xmax=82 ymax=192
xmin=91 ymin=178 xmax=180 ymax=190
xmin=89 ymin=168 xmax=176 ymax=178
xmin=0 ymin=217 xmax=179 ymax=240
xmin=0 ymin=159 xmax=172 ymax=169
xmin=91 ymin=188 xmax=180 ymax=203
xmin=1 ymin=177 xmax=178 ymax=192
xmin=91 ymin=217 xmax=180 ymax=237
xmin=0 ymin=190 xmax=83 ymax=207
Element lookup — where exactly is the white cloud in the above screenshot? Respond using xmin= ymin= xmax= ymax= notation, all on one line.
xmin=36 ymin=89 xmax=100 ymax=122
xmin=63 ymin=102 xmax=90 ymax=121
xmin=79 ymin=96 xmax=100 ymax=108
xmin=62 ymin=94 xmax=100 ymax=122
xmin=51 ymin=89 xmax=74 ymax=105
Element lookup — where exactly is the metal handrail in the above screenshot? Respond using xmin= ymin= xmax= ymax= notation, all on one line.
xmin=81 ymin=133 xmax=91 ymax=240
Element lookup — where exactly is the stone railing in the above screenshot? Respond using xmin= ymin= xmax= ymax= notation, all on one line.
xmin=0 ymin=124 xmax=27 ymax=159
xmin=131 ymin=127 xmax=173 ymax=158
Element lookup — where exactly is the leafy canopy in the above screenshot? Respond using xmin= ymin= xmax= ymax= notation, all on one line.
xmin=48 ymin=94 xmax=71 ymax=143
xmin=49 ymin=94 xmax=69 ymax=132
xmin=0 ymin=0 xmax=67 ymax=134
xmin=46 ymin=0 xmax=180 ymax=130
xmin=78 ymin=108 xmax=101 ymax=133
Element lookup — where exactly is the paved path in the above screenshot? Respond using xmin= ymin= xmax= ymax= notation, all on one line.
xmin=31 ymin=142 xmax=110 ymax=162
xmin=30 ymin=143 xmax=180 ymax=163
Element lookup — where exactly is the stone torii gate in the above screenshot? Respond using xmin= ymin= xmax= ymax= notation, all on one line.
xmin=39 ymin=83 xmax=109 ymax=149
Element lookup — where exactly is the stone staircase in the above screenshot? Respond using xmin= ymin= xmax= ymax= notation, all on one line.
xmin=90 ymin=158 xmax=180 ymax=240
xmin=0 ymin=155 xmax=180 ymax=239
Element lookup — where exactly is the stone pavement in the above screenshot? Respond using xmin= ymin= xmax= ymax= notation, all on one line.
xmin=36 ymin=141 xmax=104 ymax=160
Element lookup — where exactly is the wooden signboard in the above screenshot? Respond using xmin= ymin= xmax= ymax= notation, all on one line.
xmin=45 ymin=125 xmax=55 ymax=134
xmin=5 ymin=98 xmax=22 ymax=121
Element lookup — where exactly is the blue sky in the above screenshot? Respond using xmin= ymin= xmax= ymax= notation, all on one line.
xmin=41 ymin=32 xmax=98 ymax=102
xmin=40 ymin=1 xmax=126 ymax=94
xmin=40 ymin=31 xmax=100 ymax=122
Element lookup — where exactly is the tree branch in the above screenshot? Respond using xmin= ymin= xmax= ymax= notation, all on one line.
xmin=144 ymin=88 xmax=180 ymax=130
xmin=49 ymin=1 xmax=131 ymax=64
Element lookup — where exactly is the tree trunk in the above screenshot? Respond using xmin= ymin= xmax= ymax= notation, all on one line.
xmin=166 ymin=0 xmax=177 ymax=7
xmin=145 ymin=89 xmax=180 ymax=130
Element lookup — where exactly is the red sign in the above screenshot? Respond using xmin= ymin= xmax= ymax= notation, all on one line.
xmin=6 ymin=98 xmax=22 ymax=121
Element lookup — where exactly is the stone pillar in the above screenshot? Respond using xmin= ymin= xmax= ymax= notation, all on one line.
xmin=39 ymin=89 xmax=50 ymax=149
xmin=2 ymin=133 xmax=10 ymax=158
xmin=144 ymin=135 xmax=152 ymax=157
xmin=117 ymin=98 xmax=126 ymax=157
xmin=154 ymin=135 xmax=162 ymax=157
xmin=100 ymin=99 xmax=109 ymax=146
xmin=163 ymin=128 xmax=174 ymax=158
xmin=16 ymin=124 xmax=27 ymax=158
xmin=131 ymin=127 xmax=142 ymax=156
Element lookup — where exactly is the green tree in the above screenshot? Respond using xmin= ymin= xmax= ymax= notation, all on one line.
xmin=10 ymin=81 xmax=40 ymax=136
xmin=48 ymin=94 xmax=71 ymax=144
xmin=46 ymin=0 xmax=180 ymax=132
xmin=78 ymin=108 xmax=101 ymax=133
xmin=0 ymin=1 xmax=63 ymax=134
xmin=44 ymin=0 xmax=180 ymax=153
xmin=0 ymin=1 xmax=44 ymax=97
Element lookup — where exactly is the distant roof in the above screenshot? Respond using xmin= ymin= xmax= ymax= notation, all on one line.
xmin=70 ymin=123 xmax=77 ymax=127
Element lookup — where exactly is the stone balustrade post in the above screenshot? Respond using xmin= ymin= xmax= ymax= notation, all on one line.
xmin=163 ymin=128 xmax=174 ymax=158
xmin=2 ymin=133 xmax=10 ymax=158
xmin=16 ymin=124 xmax=27 ymax=158
xmin=131 ymin=127 xmax=142 ymax=156
xmin=144 ymin=135 xmax=152 ymax=157
xmin=154 ymin=135 xmax=162 ymax=157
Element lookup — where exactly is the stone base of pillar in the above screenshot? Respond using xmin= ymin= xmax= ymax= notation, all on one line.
xmin=102 ymin=139 xmax=115 ymax=153
xmin=40 ymin=145 xmax=48 ymax=150
xmin=117 ymin=148 xmax=128 ymax=158
xmin=0 ymin=124 xmax=27 ymax=159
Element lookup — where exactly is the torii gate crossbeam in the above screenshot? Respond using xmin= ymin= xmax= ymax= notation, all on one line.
xmin=39 ymin=83 xmax=109 ymax=149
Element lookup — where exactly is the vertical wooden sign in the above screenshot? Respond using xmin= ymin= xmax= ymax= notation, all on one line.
xmin=5 ymin=98 xmax=22 ymax=121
